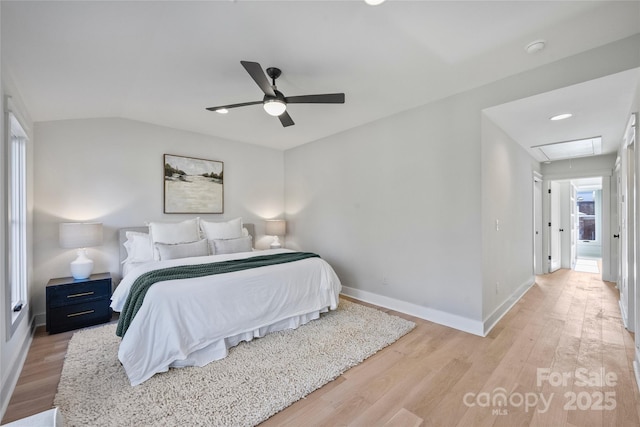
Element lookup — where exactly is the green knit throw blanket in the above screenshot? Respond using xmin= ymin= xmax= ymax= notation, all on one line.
xmin=116 ymin=251 xmax=320 ymax=338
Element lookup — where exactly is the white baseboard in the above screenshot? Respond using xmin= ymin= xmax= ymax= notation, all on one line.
xmin=340 ymin=286 xmax=484 ymax=336
xmin=619 ymin=299 xmax=630 ymax=330
xmin=634 ymin=358 xmax=640 ymax=394
xmin=483 ymin=276 xmax=535 ymax=336
xmin=34 ymin=312 xmax=46 ymax=327
xmin=0 ymin=317 xmax=35 ymax=421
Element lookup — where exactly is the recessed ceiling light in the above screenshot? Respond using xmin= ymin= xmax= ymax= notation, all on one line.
xmin=215 ymin=108 xmax=229 ymax=114
xmin=550 ymin=113 xmax=573 ymax=121
xmin=364 ymin=0 xmax=385 ymax=5
xmin=525 ymin=39 xmax=546 ymax=54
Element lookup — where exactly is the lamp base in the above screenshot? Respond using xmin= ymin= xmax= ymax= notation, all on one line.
xmin=270 ymin=236 xmax=282 ymax=249
xmin=70 ymin=249 xmax=94 ymax=280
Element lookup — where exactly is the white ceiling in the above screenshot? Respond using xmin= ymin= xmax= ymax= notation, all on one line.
xmin=484 ymin=68 xmax=640 ymax=162
xmin=2 ymin=1 xmax=639 ymax=151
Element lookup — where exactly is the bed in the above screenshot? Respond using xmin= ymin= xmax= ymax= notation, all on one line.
xmin=111 ymin=218 xmax=342 ymax=386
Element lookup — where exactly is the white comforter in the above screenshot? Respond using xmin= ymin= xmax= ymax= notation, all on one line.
xmin=111 ymin=249 xmax=342 ymax=386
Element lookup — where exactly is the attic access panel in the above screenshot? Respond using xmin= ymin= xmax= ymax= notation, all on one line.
xmin=533 ymin=136 xmax=602 ymax=161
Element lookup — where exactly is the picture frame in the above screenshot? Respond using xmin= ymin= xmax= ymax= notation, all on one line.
xmin=164 ymin=154 xmax=224 ymax=214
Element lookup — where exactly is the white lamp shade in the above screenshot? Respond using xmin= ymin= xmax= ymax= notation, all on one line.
xmin=265 ymin=220 xmax=286 ymax=249
xmin=265 ymin=220 xmax=286 ymax=236
xmin=263 ymin=100 xmax=287 ymax=116
xmin=60 ymin=223 xmax=103 ymax=280
xmin=59 ymin=223 xmax=103 ymax=249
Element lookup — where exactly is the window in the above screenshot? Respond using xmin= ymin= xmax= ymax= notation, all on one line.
xmin=7 ymin=111 xmax=28 ymax=325
xmin=577 ymin=190 xmax=596 ymax=241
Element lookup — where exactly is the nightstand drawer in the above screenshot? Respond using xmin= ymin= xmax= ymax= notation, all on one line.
xmin=47 ymin=279 xmax=111 ymax=308
xmin=47 ymin=300 xmax=112 ymax=334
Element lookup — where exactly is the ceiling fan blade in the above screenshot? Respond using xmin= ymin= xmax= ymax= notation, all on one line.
xmin=241 ymin=61 xmax=276 ymax=97
xmin=279 ymin=111 xmax=295 ymax=127
xmin=206 ymin=100 xmax=262 ymax=111
xmin=285 ymin=93 xmax=345 ymax=104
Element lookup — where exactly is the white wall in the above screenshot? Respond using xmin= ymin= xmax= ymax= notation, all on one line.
xmin=481 ymin=116 xmax=539 ymax=331
xmin=284 ymin=34 xmax=640 ymax=336
xmin=285 ymin=95 xmax=485 ymax=334
xmin=542 ymin=154 xmax=617 ymax=180
xmin=32 ymin=118 xmax=284 ymax=324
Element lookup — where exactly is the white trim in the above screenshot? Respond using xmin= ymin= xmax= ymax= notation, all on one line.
xmin=5 ymin=110 xmax=29 ymax=339
xmin=543 ymin=168 xmax=613 ymax=181
xmin=3 ymin=96 xmax=30 ymax=136
xmin=623 ymin=112 xmax=637 ymax=148
xmin=34 ymin=312 xmax=46 ymax=327
xmin=620 ymin=299 xmax=630 ymax=330
xmin=483 ymin=276 xmax=536 ymax=336
xmin=0 ymin=318 xmax=33 ymax=421
xmin=341 ymin=277 xmax=535 ymax=338
xmin=340 ymin=287 xmax=484 ymax=336
xmin=634 ymin=358 xmax=640 ymax=394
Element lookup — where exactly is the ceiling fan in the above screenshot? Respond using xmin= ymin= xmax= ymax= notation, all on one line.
xmin=206 ymin=61 xmax=345 ymax=127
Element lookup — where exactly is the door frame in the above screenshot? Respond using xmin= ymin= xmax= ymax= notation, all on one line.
xmin=543 ymin=171 xmax=613 ymax=277
xmin=533 ymin=172 xmax=544 ymax=275
xmin=549 ymin=181 xmax=562 ymax=273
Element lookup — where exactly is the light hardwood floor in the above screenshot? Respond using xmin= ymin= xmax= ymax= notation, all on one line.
xmin=3 ymin=268 xmax=640 ymax=426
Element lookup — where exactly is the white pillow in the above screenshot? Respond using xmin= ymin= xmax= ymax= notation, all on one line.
xmin=209 ymin=236 xmax=253 ymax=255
xmin=156 ymin=239 xmax=209 ymax=261
xmin=148 ymin=218 xmax=201 ymax=260
xmin=122 ymin=231 xmax=153 ymax=264
xmin=200 ymin=217 xmax=243 ymax=240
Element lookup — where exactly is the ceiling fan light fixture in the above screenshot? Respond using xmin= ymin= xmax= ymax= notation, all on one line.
xmin=263 ymin=99 xmax=287 ymax=116
xmin=550 ymin=113 xmax=573 ymax=121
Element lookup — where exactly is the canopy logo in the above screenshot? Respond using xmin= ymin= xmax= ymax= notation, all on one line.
xmin=462 ymin=368 xmax=618 ymax=415
xmin=463 ymin=388 xmax=552 ymax=414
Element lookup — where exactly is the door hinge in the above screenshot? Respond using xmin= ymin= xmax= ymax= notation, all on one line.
xmin=548 ymin=189 xmax=551 ymax=194
xmin=548 ymin=255 xmax=552 ymax=260
xmin=548 ymin=222 xmax=552 ymax=227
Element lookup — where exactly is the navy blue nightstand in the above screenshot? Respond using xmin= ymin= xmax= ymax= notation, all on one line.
xmin=46 ymin=272 xmax=112 ymax=334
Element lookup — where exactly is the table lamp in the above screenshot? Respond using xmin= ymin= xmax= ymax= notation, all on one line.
xmin=265 ymin=220 xmax=286 ymax=249
xmin=59 ymin=222 xmax=103 ymax=280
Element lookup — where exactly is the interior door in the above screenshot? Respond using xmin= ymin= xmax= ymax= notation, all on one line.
xmin=570 ymin=183 xmax=577 ymax=270
xmin=550 ymin=181 xmax=562 ymax=273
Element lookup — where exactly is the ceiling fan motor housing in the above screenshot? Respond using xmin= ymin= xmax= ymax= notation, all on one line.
xmin=264 ymin=90 xmax=286 ymax=103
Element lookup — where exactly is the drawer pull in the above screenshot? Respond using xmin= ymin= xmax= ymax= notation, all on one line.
xmin=67 ymin=310 xmax=95 ymax=318
xmin=67 ymin=291 xmax=94 ymax=298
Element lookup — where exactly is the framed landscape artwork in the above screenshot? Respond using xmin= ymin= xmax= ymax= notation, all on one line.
xmin=164 ymin=154 xmax=224 ymax=214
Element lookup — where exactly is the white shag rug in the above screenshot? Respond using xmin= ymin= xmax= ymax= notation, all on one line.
xmin=54 ymin=300 xmax=415 ymax=427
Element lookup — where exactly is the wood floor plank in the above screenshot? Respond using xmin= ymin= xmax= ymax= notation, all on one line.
xmin=3 ymin=268 xmax=640 ymax=426
xmin=382 ymin=408 xmax=423 ymax=427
